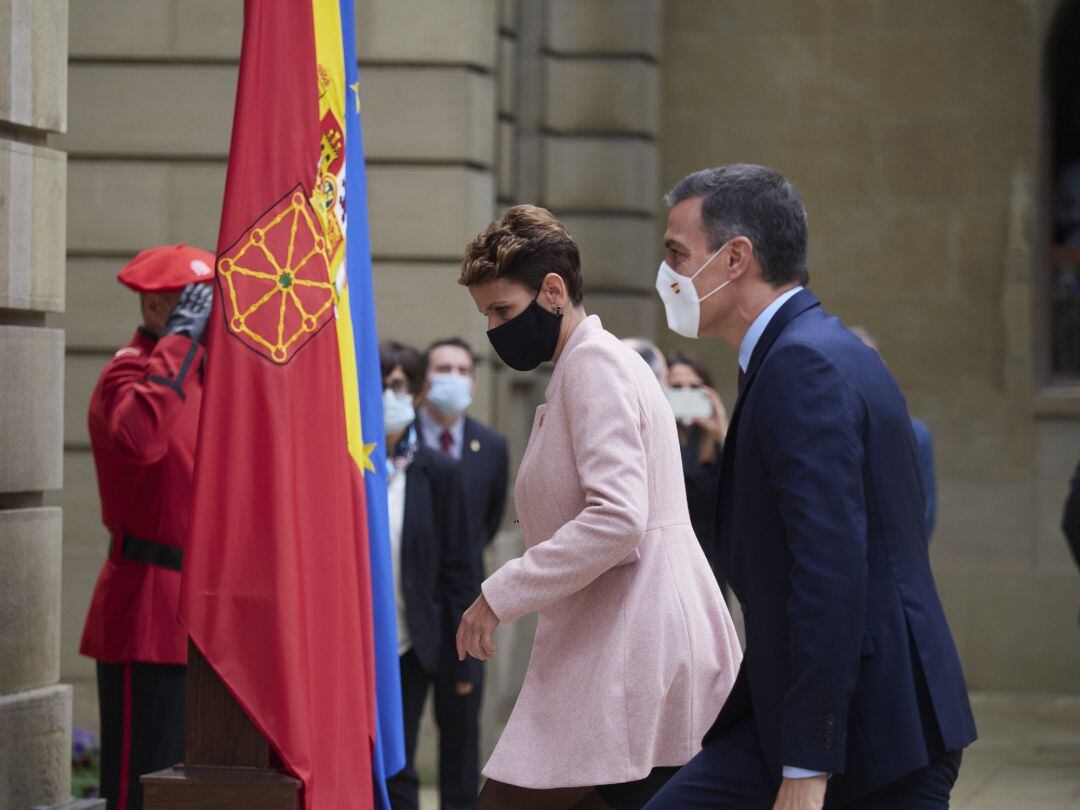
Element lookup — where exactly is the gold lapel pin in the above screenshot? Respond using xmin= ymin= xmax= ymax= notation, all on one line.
xmin=470 ymin=439 xmax=481 ymax=452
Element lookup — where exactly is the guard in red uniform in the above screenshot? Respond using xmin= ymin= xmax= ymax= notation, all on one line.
xmin=79 ymin=244 xmax=215 ymax=810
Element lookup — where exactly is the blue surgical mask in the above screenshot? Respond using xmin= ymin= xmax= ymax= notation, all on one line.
xmin=383 ymin=389 xmax=415 ymax=434
xmin=427 ymin=373 xmax=473 ymax=417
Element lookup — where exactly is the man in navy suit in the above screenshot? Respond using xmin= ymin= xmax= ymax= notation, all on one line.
xmin=647 ymin=164 xmax=976 ymax=809
xmin=416 ymin=337 xmax=509 ymax=810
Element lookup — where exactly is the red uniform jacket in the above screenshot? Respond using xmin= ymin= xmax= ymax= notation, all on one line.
xmin=80 ymin=328 xmax=204 ymax=665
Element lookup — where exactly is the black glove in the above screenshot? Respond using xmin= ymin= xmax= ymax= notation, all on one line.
xmin=163 ymin=283 xmax=213 ymax=342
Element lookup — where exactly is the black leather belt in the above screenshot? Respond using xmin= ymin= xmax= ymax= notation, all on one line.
xmin=121 ymin=534 xmax=183 ymax=572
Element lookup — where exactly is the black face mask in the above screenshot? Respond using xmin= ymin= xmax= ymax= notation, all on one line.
xmin=487 ymin=295 xmax=563 ymax=372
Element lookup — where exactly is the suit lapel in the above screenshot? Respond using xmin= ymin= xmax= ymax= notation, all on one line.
xmin=720 ymin=289 xmax=822 ymax=496
xmin=401 ymin=452 xmax=428 ymax=555
xmin=726 ymin=288 xmax=821 ymax=435
xmin=460 ymin=417 xmax=478 ymax=472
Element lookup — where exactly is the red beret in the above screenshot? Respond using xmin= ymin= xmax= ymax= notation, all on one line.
xmin=117 ymin=243 xmax=216 ymax=293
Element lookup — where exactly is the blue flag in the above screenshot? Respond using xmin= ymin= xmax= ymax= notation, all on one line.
xmin=340 ymin=0 xmax=407 ymax=804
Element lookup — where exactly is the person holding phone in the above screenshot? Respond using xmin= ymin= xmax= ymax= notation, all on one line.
xmin=666 ymin=350 xmax=728 ymax=575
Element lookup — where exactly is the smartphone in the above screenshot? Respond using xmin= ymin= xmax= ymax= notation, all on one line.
xmin=666 ymin=386 xmax=713 ymax=424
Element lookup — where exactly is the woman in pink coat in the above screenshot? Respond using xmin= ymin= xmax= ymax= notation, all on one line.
xmin=456 ymin=205 xmax=741 ymax=809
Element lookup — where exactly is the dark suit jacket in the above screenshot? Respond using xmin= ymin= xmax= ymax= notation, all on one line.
xmin=708 ymin=289 xmax=976 ymax=806
xmin=910 ymin=417 xmax=937 ymax=540
xmin=1061 ymin=460 xmax=1080 ymax=572
xmin=416 ymin=414 xmax=509 ymax=558
xmin=416 ymin=415 xmax=508 ymax=684
xmin=400 ymin=444 xmax=478 ymax=682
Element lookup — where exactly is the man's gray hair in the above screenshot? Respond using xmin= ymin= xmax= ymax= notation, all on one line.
xmin=664 ymin=164 xmax=809 ymax=287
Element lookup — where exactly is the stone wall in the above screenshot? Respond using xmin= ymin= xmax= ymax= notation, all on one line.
xmin=0 ymin=0 xmax=73 ymax=806
xmin=47 ymin=0 xmax=507 ymax=733
xmin=663 ymin=0 xmax=1080 ymax=691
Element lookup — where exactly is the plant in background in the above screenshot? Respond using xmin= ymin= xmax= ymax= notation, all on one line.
xmin=71 ymin=724 xmax=100 ymax=798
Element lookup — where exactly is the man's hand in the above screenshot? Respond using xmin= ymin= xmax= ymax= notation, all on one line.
xmin=773 ymin=775 xmax=827 ymax=810
xmin=163 ymin=283 xmax=213 ymax=342
xmin=454 ymin=682 xmax=475 ymax=696
xmin=456 ymin=593 xmax=499 ymax=662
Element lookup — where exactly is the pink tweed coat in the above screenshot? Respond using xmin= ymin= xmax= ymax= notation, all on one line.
xmin=481 ymin=315 xmax=742 ymax=789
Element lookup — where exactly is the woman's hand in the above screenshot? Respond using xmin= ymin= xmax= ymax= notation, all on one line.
xmin=694 ymin=386 xmax=729 ymax=464
xmin=456 ymin=593 xmax=500 ymax=662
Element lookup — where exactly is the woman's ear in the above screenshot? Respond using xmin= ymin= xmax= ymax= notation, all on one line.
xmin=542 ymin=272 xmax=568 ymax=308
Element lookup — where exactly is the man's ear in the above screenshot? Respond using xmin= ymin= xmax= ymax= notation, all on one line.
xmin=725 ymin=236 xmax=755 ymax=280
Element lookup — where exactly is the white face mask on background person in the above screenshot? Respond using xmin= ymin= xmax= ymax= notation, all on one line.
xmin=655 ymin=243 xmax=732 ymax=339
xmin=382 ymin=388 xmax=416 ymax=434
xmin=426 ymin=373 xmax=473 ymax=417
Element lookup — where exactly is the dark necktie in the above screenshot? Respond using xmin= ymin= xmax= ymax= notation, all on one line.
xmin=738 ymin=367 xmax=746 ymax=394
xmin=439 ymin=429 xmax=453 ymax=455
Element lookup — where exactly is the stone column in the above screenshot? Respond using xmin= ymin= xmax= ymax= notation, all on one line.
xmin=0 ymin=1 xmax=79 ymax=808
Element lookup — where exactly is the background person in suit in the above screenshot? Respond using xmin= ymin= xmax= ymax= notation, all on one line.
xmin=1060 ymin=460 xmax=1080 ymax=624
xmin=454 ymin=205 xmax=741 ymax=810
xmin=850 ymin=326 xmax=937 ymax=541
xmin=381 ymin=341 xmax=478 ymax=810
xmin=647 ymin=164 xmax=976 ymax=810
xmin=417 ymin=337 xmax=510 ymax=810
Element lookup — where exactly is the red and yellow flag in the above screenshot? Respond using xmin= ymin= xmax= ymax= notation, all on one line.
xmin=180 ymin=0 xmax=383 ymax=806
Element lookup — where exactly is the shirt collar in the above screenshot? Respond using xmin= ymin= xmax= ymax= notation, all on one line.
xmin=738 ymin=286 xmax=804 ymax=372
xmin=417 ymin=402 xmax=464 ymax=450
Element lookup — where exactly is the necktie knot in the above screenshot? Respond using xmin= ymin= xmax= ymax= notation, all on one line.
xmin=439 ymin=429 xmax=453 ymax=455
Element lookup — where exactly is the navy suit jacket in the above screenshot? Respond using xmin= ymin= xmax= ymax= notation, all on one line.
xmin=400 ymin=446 xmax=477 ymax=682
xmin=707 ymin=289 xmax=976 ymax=805
xmin=416 ymin=414 xmax=509 ymax=558
xmin=415 ymin=414 xmax=508 ymax=683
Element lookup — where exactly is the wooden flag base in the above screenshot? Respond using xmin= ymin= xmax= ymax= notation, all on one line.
xmin=143 ymin=641 xmax=301 ymax=809
xmin=142 ymin=766 xmax=300 ymax=810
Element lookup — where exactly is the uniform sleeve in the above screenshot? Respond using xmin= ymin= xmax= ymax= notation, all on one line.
xmin=99 ymin=335 xmax=204 ymax=465
xmin=752 ymin=343 xmax=867 ymax=775
xmin=482 ymin=343 xmax=648 ymax=624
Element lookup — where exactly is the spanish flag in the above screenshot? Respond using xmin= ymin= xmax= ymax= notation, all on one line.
xmin=180 ymin=0 xmax=403 ymax=807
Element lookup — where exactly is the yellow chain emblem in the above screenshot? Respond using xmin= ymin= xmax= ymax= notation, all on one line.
xmin=217 ymin=187 xmax=337 ymax=364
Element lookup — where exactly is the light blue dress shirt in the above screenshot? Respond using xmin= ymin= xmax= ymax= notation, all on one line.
xmin=738 ymin=286 xmax=804 ymax=373
xmin=736 ymin=286 xmax=826 ymax=781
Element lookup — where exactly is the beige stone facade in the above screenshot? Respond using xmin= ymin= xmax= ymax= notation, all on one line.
xmin=664 ymin=0 xmax=1080 ymax=693
xmin=1 ymin=0 xmax=73 ymax=806
xmin=34 ymin=0 xmax=1080 ymax=787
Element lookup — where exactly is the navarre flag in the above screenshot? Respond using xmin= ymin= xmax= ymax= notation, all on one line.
xmin=180 ymin=0 xmax=403 ymax=806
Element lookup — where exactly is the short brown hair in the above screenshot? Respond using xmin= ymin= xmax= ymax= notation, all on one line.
xmin=458 ymin=204 xmax=584 ymax=304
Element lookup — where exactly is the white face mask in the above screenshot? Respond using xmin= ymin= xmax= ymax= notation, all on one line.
xmin=427 ymin=373 xmax=473 ymax=417
xmin=655 ymin=244 xmax=732 ymax=339
xmin=382 ymin=388 xmax=416 ymax=434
